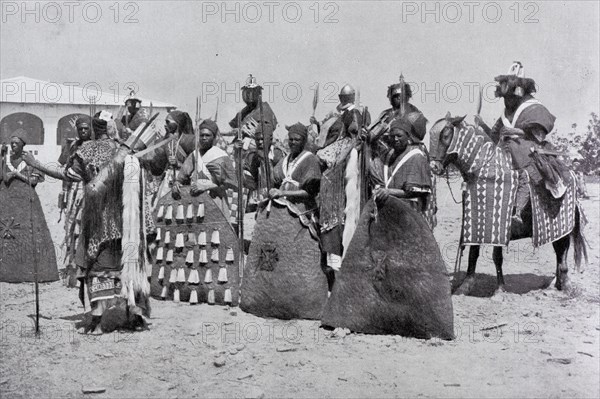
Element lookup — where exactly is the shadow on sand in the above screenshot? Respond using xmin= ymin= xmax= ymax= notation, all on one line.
xmin=451 ymin=272 xmax=554 ymax=297
xmin=58 ymin=312 xmax=87 ymax=322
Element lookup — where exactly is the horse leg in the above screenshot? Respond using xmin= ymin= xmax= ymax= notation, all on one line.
xmin=454 ymin=246 xmax=479 ymax=295
xmin=553 ymin=235 xmax=571 ymax=291
xmin=492 ymin=246 xmax=506 ymax=294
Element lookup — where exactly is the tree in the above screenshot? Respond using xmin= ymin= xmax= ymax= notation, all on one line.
xmin=578 ymin=112 xmax=600 ymax=175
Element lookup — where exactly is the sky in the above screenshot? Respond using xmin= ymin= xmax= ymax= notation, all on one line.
xmin=1 ymin=0 xmax=599 ymax=139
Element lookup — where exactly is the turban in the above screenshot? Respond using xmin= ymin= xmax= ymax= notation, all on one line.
xmin=198 ymin=119 xmax=220 ymax=136
xmin=75 ymin=115 xmax=91 ymax=127
xmin=10 ymin=132 xmax=26 ymax=146
xmin=92 ymin=112 xmax=108 ymax=136
xmin=286 ymin=122 xmax=308 ymax=139
xmin=168 ymin=111 xmax=195 ymax=135
xmin=390 ymin=118 xmax=412 ymax=135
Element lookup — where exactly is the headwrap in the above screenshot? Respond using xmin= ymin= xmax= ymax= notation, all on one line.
xmin=405 ymin=111 xmax=428 ymax=142
xmin=167 ymin=111 xmax=194 ymax=135
xmin=390 ymin=118 xmax=412 ymax=135
xmin=198 ymin=119 xmax=220 ymax=136
xmin=10 ymin=132 xmax=27 ymax=146
xmin=92 ymin=111 xmax=108 ymax=136
xmin=75 ymin=115 xmax=91 ymax=127
xmin=286 ymin=122 xmax=309 ymax=139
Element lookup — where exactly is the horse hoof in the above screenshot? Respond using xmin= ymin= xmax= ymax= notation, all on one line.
xmin=555 ymin=277 xmax=571 ymax=292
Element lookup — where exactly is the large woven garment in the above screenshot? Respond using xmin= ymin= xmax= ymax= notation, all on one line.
xmin=322 ymin=197 xmax=454 ymax=339
xmin=241 ymin=200 xmax=328 ymax=320
xmin=0 ymin=178 xmax=58 ymax=283
xmin=150 ymin=188 xmax=241 ymax=306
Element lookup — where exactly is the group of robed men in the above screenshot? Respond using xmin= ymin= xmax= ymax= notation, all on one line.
xmin=10 ymin=61 xmax=565 ymax=335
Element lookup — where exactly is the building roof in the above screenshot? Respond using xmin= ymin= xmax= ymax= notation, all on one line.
xmin=0 ymin=76 xmax=176 ymax=108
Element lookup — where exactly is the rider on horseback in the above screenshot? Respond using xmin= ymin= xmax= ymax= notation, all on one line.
xmin=368 ymin=75 xmax=428 ymax=157
xmin=476 ymin=62 xmax=570 ymax=225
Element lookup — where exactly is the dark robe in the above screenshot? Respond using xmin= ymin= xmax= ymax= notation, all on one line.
xmin=0 ymin=153 xmax=59 ymax=283
xmin=375 ymin=103 xmax=428 ymax=142
xmin=371 ymin=147 xmax=433 ymax=218
xmin=229 ymin=102 xmax=278 ymax=132
xmin=241 ymin=150 xmax=328 ymax=320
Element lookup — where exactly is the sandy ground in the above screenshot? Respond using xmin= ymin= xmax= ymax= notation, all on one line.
xmin=1 ymin=176 xmax=599 ymax=398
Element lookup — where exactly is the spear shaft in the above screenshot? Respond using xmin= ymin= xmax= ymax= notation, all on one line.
xmin=26 ymin=167 xmax=40 ymax=334
xmin=236 ymin=111 xmax=244 ymax=278
xmin=259 ymin=93 xmax=271 ymax=192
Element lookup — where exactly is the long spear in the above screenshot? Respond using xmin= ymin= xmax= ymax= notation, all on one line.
xmin=89 ymin=96 xmax=96 ymax=140
xmin=398 ymin=73 xmax=406 ymax=118
xmin=236 ymin=110 xmax=244 ymax=278
xmin=312 ymin=83 xmax=319 ymax=118
xmin=258 ymin=92 xmax=271 ymax=192
xmin=474 ymin=86 xmax=483 ymax=128
xmin=214 ymin=98 xmax=219 ymax=122
xmin=194 ymin=97 xmax=202 ymax=184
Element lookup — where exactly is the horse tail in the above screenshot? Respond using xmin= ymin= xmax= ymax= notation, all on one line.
xmin=571 ymin=204 xmax=589 ymax=273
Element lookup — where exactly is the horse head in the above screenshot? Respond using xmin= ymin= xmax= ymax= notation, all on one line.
xmin=429 ymin=112 xmax=465 ymax=175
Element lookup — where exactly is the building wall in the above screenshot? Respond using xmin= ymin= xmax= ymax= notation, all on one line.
xmin=1 ymin=102 xmax=169 ymax=165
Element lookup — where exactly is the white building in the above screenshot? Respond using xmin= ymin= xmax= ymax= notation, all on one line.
xmin=0 ymin=76 xmax=176 ymax=164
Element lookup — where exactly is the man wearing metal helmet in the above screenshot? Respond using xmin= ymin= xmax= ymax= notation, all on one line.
xmin=230 ymin=75 xmax=278 ymax=212
xmin=477 ymin=62 xmax=569 ymax=224
xmin=369 ymin=75 xmax=427 ymax=155
xmin=310 ymin=84 xmax=371 ymax=148
xmin=312 ymin=84 xmax=370 ymax=280
xmin=229 ymin=75 xmax=278 ymax=143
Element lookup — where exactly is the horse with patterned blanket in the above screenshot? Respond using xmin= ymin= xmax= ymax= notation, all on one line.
xmin=429 ymin=114 xmax=587 ymax=295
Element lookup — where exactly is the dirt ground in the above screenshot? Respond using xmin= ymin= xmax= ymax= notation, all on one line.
xmin=1 ymin=177 xmax=599 ymax=399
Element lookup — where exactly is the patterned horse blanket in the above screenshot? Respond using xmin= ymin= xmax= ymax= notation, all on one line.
xmin=449 ymin=124 xmax=577 ymax=247
xmin=448 ymin=125 xmax=518 ymax=246
xmin=528 ymin=171 xmax=577 ymax=247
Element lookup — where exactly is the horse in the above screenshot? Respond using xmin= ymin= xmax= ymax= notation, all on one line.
xmin=428 ymin=113 xmax=587 ymax=296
